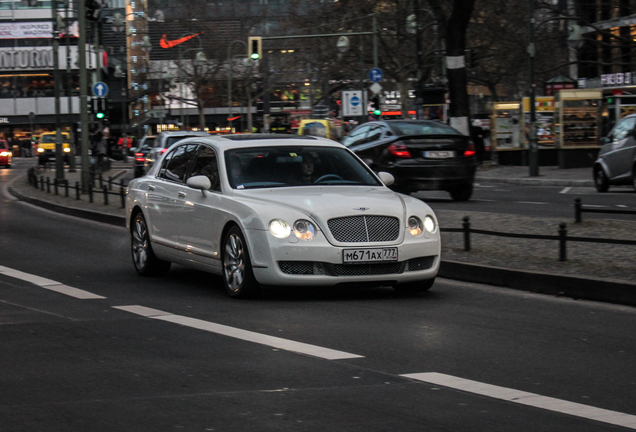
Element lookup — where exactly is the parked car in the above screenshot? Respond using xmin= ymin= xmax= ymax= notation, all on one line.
xmin=594 ymin=113 xmax=636 ymax=192
xmin=0 ymin=139 xmax=11 ymax=168
xmin=126 ymin=134 xmax=441 ymax=298
xmin=146 ymin=131 xmax=211 ymax=168
xmin=133 ymin=135 xmax=155 ymax=178
xmin=342 ymin=120 xmax=477 ymax=200
xmin=37 ymin=132 xmax=71 ymax=165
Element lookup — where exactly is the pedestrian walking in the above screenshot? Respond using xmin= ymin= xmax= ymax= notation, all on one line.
xmin=21 ymin=134 xmax=32 ymax=157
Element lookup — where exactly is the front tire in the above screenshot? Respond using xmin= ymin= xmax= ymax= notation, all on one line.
xmin=131 ymin=212 xmax=171 ymax=276
xmin=222 ymin=226 xmax=259 ymax=298
xmin=594 ymin=166 xmax=609 ymax=192
xmin=393 ymin=277 xmax=435 ymax=293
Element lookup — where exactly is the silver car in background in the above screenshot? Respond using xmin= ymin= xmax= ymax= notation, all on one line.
xmin=594 ymin=113 xmax=636 ymax=192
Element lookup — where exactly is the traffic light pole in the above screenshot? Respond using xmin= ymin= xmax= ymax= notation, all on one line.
xmin=51 ymin=0 xmax=64 ymax=182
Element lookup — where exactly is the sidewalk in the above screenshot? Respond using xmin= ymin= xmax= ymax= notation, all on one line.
xmin=8 ymin=159 xmax=636 ymax=307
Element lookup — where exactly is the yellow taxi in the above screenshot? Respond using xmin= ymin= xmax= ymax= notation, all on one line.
xmin=37 ymin=132 xmax=71 ymax=165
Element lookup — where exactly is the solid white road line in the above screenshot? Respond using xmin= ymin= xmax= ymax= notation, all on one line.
xmin=560 ymin=187 xmax=572 ymax=194
xmin=114 ymin=305 xmax=364 ymax=361
xmin=0 ymin=266 xmax=105 ymax=299
xmin=515 ymin=201 xmax=549 ymax=205
xmin=401 ymin=372 xmax=636 ymax=429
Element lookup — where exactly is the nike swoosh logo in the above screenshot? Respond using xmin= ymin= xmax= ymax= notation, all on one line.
xmin=160 ymin=32 xmax=204 ymax=49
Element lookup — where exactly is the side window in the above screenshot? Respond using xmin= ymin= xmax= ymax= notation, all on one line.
xmin=364 ymin=126 xmax=383 ymax=143
xmin=342 ymin=125 xmax=371 ymax=147
xmin=158 ymin=144 xmax=197 ymax=183
xmin=612 ymin=117 xmax=636 ymax=140
xmin=189 ymin=145 xmax=221 ymax=191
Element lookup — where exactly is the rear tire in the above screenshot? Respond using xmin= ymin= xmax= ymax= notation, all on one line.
xmin=393 ymin=277 xmax=435 ymax=293
xmin=222 ymin=226 xmax=259 ymax=298
xmin=449 ymin=184 xmax=473 ymax=201
xmin=594 ymin=166 xmax=609 ymax=192
xmin=131 ymin=212 xmax=171 ymax=276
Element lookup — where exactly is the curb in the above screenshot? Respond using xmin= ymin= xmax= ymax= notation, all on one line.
xmin=438 ymin=261 xmax=636 ymax=307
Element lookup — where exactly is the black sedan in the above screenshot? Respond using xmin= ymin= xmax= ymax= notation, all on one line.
xmin=343 ymin=120 xmax=477 ymax=200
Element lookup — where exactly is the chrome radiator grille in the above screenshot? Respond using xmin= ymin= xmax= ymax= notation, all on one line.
xmin=327 ymin=216 xmax=400 ymax=243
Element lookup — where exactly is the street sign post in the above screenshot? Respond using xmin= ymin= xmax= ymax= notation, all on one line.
xmin=342 ymin=90 xmax=364 ymax=116
xmin=92 ymin=82 xmax=109 ymax=98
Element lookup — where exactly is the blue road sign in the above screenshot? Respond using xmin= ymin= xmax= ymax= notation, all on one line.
xmin=369 ymin=68 xmax=383 ymax=83
xmin=92 ymin=82 xmax=109 ymax=97
xmin=350 ymin=96 xmax=360 ymax=106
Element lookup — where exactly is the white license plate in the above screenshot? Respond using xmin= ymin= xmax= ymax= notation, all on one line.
xmin=424 ymin=150 xmax=454 ymax=158
xmin=342 ymin=248 xmax=398 ymax=263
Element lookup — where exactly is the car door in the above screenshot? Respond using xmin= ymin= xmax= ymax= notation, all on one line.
xmin=144 ymin=144 xmax=198 ymax=251
xmin=179 ymin=144 xmax=227 ymax=268
xmin=604 ymin=116 xmax=636 ymax=178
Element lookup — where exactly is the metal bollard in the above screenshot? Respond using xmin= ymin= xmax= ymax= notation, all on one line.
xmin=108 ymin=176 xmax=113 ymax=191
xmin=103 ymin=186 xmax=109 ymax=205
xmin=88 ymin=184 xmax=93 ymax=203
xmin=559 ymin=222 xmax=567 ymax=262
xmin=574 ymin=198 xmax=582 ymax=223
xmin=46 ymin=177 xmax=51 ymax=193
xmin=462 ymin=216 xmax=471 ymax=252
xmin=54 ymin=179 xmax=58 ymax=195
xmin=98 ymin=173 xmax=103 ymax=189
xmin=120 ymin=186 xmax=125 ymax=208
xmin=75 ymin=182 xmax=80 ymax=200
xmin=64 ymin=180 xmax=69 ymax=197
xmin=39 ymin=176 xmax=44 ymax=191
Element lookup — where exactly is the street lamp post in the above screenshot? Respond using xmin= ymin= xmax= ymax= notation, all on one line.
xmin=227 ymin=40 xmax=247 ymax=132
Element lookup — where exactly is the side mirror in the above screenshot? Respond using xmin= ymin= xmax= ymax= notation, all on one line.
xmin=187 ymin=175 xmax=212 ymax=195
xmin=377 ymin=171 xmax=395 ymax=186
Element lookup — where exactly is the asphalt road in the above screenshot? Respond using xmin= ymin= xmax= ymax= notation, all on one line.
xmin=2 ymin=162 xmax=636 ymax=431
xmin=414 ymin=182 xmax=636 ymax=220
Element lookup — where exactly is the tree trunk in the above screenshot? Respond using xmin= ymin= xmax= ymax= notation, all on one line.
xmin=444 ymin=0 xmax=476 ymax=135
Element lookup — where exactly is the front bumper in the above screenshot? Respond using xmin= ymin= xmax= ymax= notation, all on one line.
xmin=246 ymin=228 xmax=440 ymax=287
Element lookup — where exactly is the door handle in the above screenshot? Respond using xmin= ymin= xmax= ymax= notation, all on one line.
xmin=147 ymin=185 xmax=155 ymax=191
xmin=178 ymin=192 xmax=186 ymax=198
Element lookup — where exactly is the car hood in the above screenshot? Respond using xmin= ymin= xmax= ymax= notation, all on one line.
xmin=235 ymin=186 xmax=407 ymax=222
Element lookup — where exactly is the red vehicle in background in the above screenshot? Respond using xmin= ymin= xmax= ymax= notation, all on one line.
xmin=0 ymin=139 xmax=11 ymax=168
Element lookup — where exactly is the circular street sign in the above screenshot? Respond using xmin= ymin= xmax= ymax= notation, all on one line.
xmin=369 ymin=68 xmax=383 ymax=83
xmin=350 ymin=96 xmax=360 ymax=106
xmin=92 ymin=82 xmax=109 ymax=97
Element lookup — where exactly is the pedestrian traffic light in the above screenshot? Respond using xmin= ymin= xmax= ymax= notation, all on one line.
xmin=371 ymin=96 xmax=381 ymax=116
xmin=248 ymin=36 xmax=262 ymax=60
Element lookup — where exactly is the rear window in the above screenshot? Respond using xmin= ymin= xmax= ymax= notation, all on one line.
xmin=390 ymin=122 xmax=462 ymax=136
xmin=300 ymin=122 xmax=327 ymax=138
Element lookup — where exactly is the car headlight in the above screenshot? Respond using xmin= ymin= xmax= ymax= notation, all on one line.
xmin=408 ymin=216 xmax=423 ymax=236
xmin=293 ymin=219 xmax=315 ymax=240
xmin=37 ymin=148 xmax=44 ymax=153
xmin=269 ymin=219 xmax=291 ymax=238
xmin=424 ymin=215 xmax=437 ymax=233
xmin=63 ymin=147 xmax=71 ymax=153
xmin=0 ymin=151 xmax=8 ymax=157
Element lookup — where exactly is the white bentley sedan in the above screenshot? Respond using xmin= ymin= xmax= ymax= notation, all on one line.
xmin=125 ymin=134 xmax=441 ymax=298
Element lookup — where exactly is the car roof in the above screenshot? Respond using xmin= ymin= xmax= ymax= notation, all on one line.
xmin=170 ymin=134 xmax=340 ymax=152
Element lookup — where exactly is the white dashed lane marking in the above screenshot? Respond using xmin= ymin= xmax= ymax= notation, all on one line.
xmin=401 ymin=372 xmax=636 ymax=429
xmin=0 ymin=266 xmax=105 ymax=299
xmin=114 ymin=305 xmax=364 ymax=361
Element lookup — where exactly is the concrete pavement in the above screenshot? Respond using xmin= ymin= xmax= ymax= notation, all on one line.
xmin=7 ymin=158 xmax=636 ymax=307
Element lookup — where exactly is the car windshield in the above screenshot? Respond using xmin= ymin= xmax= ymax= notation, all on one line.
xmin=40 ymin=135 xmax=68 ymax=143
xmin=390 ymin=121 xmax=462 ymax=136
xmin=225 ymin=146 xmax=382 ymax=189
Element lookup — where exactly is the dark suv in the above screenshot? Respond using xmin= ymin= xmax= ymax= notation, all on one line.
xmin=343 ymin=120 xmax=477 ymax=200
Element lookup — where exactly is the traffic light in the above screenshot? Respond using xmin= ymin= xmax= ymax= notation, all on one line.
xmin=95 ymin=98 xmax=106 ymax=120
xmin=248 ymin=36 xmax=262 ymax=60
xmin=371 ymin=96 xmax=381 ymax=116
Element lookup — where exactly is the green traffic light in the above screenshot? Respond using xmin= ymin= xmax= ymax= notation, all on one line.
xmin=373 ymin=109 xmax=381 ymax=116
xmin=96 ymin=112 xmax=105 ymax=119
xmin=250 ymin=52 xmax=260 ymax=60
